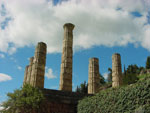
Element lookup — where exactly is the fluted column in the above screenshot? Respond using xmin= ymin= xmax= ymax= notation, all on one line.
xmin=23 ymin=65 xmax=29 ymax=85
xmin=26 ymin=57 xmax=34 ymax=84
xmin=88 ymin=58 xmax=100 ymax=94
xmin=59 ymin=23 xmax=75 ymax=92
xmin=112 ymin=53 xmax=122 ymax=87
xmin=30 ymin=42 xmax=47 ymax=88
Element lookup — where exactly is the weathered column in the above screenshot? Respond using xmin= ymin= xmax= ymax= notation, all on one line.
xmin=30 ymin=42 xmax=47 ymax=88
xmin=23 ymin=65 xmax=29 ymax=85
xmin=88 ymin=58 xmax=100 ymax=94
xmin=112 ymin=53 xmax=122 ymax=87
xmin=26 ymin=57 xmax=34 ymax=84
xmin=59 ymin=23 xmax=75 ymax=91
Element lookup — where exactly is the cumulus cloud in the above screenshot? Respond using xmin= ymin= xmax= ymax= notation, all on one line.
xmin=0 ymin=73 xmax=12 ymax=82
xmin=0 ymin=54 xmax=5 ymax=58
xmin=0 ymin=0 xmax=150 ymax=54
xmin=45 ymin=68 xmax=57 ymax=79
xmin=103 ymin=72 xmax=109 ymax=80
xmin=0 ymin=105 xmax=4 ymax=111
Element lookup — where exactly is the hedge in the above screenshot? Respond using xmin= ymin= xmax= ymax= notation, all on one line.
xmin=78 ymin=74 xmax=150 ymax=113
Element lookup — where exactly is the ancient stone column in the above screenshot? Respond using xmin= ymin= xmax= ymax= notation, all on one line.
xmin=30 ymin=42 xmax=47 ymax=88
xmin=23 ymin=65 xmax=29 ymax=85
xmin=88 ymin=58 xmax=100 ymax=94
xmin=25 ymin=57 xmax=34 ymax=84
xmin=112 ymin=53 xmax=122 ymax=87
xmin=59 ymin=23 xmax=75 ymax=91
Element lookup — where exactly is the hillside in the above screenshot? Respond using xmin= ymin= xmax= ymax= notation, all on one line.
xmin=78 ymin=74 xmax=150 ymax=113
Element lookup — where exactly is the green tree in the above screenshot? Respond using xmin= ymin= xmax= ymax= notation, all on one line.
xmin=99 ymin=73 xmax=106 ymax=85
xmin=107 ymin=68 xmax=112 ymax=82
xmin=146 ymin=56 xmax=150 ymax=69
xmin=123 ymin=73 xmax=138 ymax=85
xmin=126 ymin=64 xmax=139 ymax=74
xmin=122 ymin=64 xmax=143 ymax=85
xmin=76 ymin=81 xmax=88 ymax=94
xmin=0 ymin=85 xmax=44 ymax=113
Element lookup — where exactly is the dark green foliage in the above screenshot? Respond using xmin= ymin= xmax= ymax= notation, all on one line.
xmin=76 ymin=81 xmax=88 ymax=94
xmin=78 ymin=74 xmax=150 ymax=113
xmin=123 ymin=64 xmax=144 ymax=85
xmin=123 ymin=73 xmax=139 ymax=85
xmin=146 ymin=56 xmax=150 ymax=69
xmin=0 ymin=85 xmax=44 ymax=113
xmin=126 ymin=64 xmax=142 ymax=75
xmin=107 ymin=68 xmax=112 ymax=82
xmin=99 ymin=73 xmax=106 ymax=85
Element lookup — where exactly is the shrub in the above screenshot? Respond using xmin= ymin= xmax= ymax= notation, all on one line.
xmin=0 ymin=85 xmax=44 ymax=113
xmin=78 ymin=74 xmax=150 ymax=113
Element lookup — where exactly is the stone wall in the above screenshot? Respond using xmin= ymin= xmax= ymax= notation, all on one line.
xmin=41 ymin=89 xmax=91 ymax=113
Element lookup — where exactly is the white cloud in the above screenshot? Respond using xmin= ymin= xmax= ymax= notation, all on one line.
xmin=45 ymin=68 xmax=57 ymax=79
xmin=0 ymin=54 xmax=5 ymax=58
xmin=0 ymin=0 xmax=150 ymax=54
xmin=103 ymin=72 xmax=109 ymax=80
xmin=0 ymin=105 xmax=4 ymax=111
xmin=17 ymin=66 xmax=22 ymax=70
xmin=0 ymin=73 xmax=12 ymax=82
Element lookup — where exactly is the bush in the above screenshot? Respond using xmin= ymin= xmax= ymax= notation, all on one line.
xmin=0 ymin=85 xmax=44 ymax=113
xmin=123 ymin=74 xmax=139 ymax=85
xmin=78 ymin=74 xmax=150 ymax=113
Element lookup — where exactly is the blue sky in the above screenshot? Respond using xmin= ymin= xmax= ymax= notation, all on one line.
xmin=0 ymin=0 xmax=150 ymax=104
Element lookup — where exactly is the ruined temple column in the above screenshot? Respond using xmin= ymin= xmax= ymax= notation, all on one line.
xmin=30 ymin=42 xmax=47 ymax=88
xmin=26 ymin=57 xmax=34 ymax=84
xmin=59 ymin=23 xmax=75 ymax=91
xmin=88 ymin=58 xmax=100 ymax=94
xmin=112 ymin=53 xmax=122 ymax=87
xmin=23 ymin=65 xmax=29 ymax=85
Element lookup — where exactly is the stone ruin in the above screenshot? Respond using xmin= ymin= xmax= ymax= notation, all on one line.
xmin=23 ymin=23 xmax=124 ymax=112
xmin=88 ymin=58 xmax=100 ymax=94
xmin=23 ymin=42 xmax=47 ymax=88
xmin=59 ymin=23 xmax=74 ymax=92
xmin=112 ymin=53 xmax=123 ymax=87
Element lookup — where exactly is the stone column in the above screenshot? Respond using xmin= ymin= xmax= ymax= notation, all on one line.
xmin=112 ymin=53 xmax=122 ymax=87
xmin=30 ymin=42 xmax=47 ymax=88
xmin=88 ymin=58 xmax=100 ymax=94
xmin=25 ymin=57 xmax=34 ymax=84
xmin=23 ymin=65 xmax=29 ymax=85
xmin=59 ymin=23 xmax=75 ymax=91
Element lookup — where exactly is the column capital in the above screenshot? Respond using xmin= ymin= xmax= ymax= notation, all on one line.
xmin=63 ymin=23 xmax=75 ymax=30
xmin=89 ymin=57 xmax=99 ymax=62
xmin=112 ymin=53 xmax=121 ymax=57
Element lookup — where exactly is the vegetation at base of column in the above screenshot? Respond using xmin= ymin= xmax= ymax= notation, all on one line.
xmin=0 ymin=84 xmax=44 ymax=113
xmin=76 ymin=81 xmax=88 ymax=94
xmin=78 ymin=74 xmax=150 ymax=113
xmin=146 ymin=56 xmax=150 ymax=69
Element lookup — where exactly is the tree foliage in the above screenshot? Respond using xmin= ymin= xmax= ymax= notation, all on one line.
xmin=146 ymin=56 xmax=150 ymax=69
xmin=0 ymin=85 xmax=44 ymax=113
xmin=125 ymin=64 xmax=143 ymax=75
xmin=99 ymin=73 xmax=106 ymax=85
xmin=107 ymin=68 xmax=112 ymax=83
xmin=76 ymin=81 xmax=88 ymax=94
xmin=78 ymin=74 xmax=150 ymax=113
xmin=123 ymin=64 xmax=144 ymax=85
